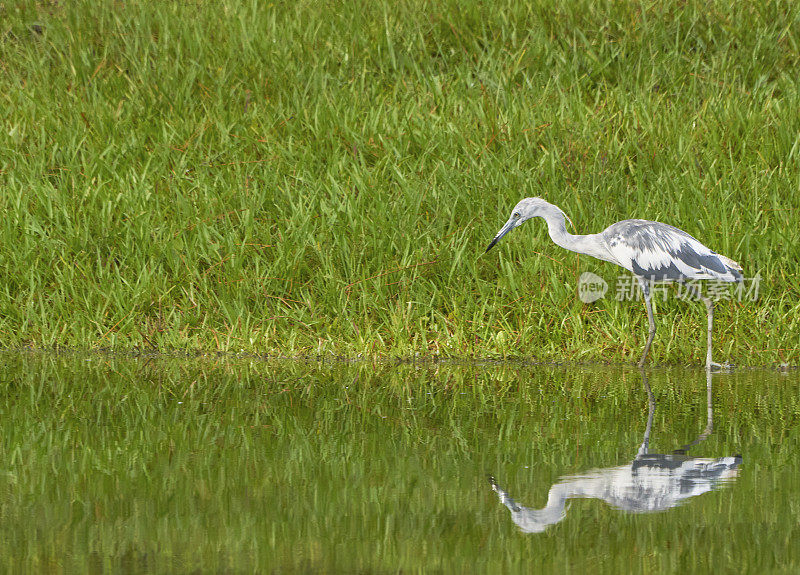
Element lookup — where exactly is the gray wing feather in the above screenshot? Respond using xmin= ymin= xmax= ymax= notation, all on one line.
xmin=603 ymin=220 xmax=742 ymax=282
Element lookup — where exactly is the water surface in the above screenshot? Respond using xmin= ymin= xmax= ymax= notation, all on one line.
xmin=0 ymin=354 xmax=797 ymax=572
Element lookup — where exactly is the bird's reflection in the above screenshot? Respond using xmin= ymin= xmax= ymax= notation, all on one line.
xmin=489 ymin=370 xmax=741 ymax=533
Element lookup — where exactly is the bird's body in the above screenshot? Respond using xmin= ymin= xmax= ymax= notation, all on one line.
xmin=485 ymin=198 xmax=743 ymax=369
xmin=489 ymin=455 xmax=741 ymax=533
xmin=598 ymin=219 xmax=742 ymax=283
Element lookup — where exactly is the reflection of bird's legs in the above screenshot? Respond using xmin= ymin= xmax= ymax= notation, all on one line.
xmin=701 ymin=368 xmax=714 ymax=439
xmin=638 ymin=280 xmax=656 ymax=368
xmin=675 ymin=370 xmax=714 ymax=454
xmin=636 ymin=368 xmax=656 ymax=458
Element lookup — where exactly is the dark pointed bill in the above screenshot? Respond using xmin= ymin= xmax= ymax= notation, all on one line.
xmin=485 ymin=220 xmax=515 ymax=253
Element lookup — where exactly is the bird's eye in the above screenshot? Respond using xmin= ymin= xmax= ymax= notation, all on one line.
xmin=513 ymin=212 xmax=520 ymax=219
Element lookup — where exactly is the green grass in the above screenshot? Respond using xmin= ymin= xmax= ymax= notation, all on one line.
xmin=1 ymin=0 xmax=799 ymax=364
xmin=1 ymin=354 xmax=799 ymax=572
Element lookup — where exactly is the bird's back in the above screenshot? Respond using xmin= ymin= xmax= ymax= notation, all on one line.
xmin=601 ymin=219 xmax=742 ymax=282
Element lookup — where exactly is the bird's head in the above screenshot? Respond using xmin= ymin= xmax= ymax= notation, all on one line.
xmin=485 ymin=197 xmax=568 ymax=253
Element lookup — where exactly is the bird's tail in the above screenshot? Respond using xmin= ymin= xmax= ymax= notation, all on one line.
xmin=718 ymin=255 xmax=743 ymax=282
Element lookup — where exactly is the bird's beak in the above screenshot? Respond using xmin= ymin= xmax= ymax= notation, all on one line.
xmin=485 ymin=219 xmax=516 ymax=253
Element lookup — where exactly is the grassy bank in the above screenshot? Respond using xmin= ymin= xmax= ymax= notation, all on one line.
xmin=1 ymin=0 xmax=799 ymax=364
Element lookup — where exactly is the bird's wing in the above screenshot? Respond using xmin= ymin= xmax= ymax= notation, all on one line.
xmin=602 ymin=220 xmax=741 ymax=282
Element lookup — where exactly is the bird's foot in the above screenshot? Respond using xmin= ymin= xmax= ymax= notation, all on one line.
xmin=706 ymin=361 xmax=733 ymax=371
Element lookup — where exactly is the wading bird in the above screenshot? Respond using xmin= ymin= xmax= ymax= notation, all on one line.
xmin=485 ymin=198 xmax=742 ymax=369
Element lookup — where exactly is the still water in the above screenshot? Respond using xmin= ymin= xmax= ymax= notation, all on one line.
xmin=0 ymin=354 xmax=797 ymax=572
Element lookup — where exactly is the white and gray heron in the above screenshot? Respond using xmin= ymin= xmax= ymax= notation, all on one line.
xmin=485 ymin=198 xmax=743 ymax=369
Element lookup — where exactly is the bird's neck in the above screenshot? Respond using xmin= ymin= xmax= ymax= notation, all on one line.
xmin=532 ymin=483 xmax=571 ymax=523
xmin=511 ymin=484 xmax=570 ymax=532
xmin=544 ymin=483 xmax=571 ymax=510
xmin=540 ymin=207 xmax=610 ymax=262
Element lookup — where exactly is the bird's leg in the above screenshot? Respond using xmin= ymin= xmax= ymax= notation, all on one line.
xmin=638 ymin=283 xmax=656 ymax=368
xmin=701 ymin=296 xmax=726 ymax=370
